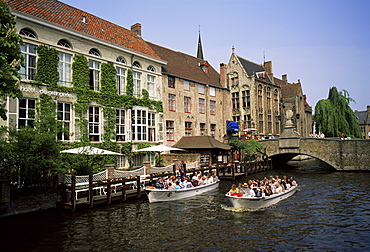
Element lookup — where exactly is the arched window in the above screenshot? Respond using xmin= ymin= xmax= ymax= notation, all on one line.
xmin=116 ymin=56 xmax=126 ymax=64
xmin=89 ymin=48 xmax=101 ymax=57
xmin=132 ymin=61 xmax=141 ymax=68
xmin=147 ymin=65 xmax=155 ymax=72
xmin=19 ymin=28 xmax=37 ymax=39
xmin=57 ymin=39 xmax=72 ymax=49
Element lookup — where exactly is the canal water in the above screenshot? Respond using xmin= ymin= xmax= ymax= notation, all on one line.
xmin=1 ymin=159 xmax=370 ymax=252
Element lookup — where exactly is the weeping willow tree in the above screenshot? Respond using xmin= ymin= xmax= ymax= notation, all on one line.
xmin=314 ymin=87 xmax=362 ymax=138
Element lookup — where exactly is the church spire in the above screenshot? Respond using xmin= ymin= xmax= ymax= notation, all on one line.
xmin=197 ymin=26 xmax=204 ymax=59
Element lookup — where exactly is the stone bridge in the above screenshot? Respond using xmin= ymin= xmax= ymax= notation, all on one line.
xmin=260 ymin=129 xmax=370 ymax=171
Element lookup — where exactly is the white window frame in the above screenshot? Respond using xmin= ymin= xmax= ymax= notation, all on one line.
xmin=20 ymin=43 xmax=37 ymax=81
xmin=116 ymin=109 xmax=126 ymax=141
xmin=57 ymin=102 xmax=71 ymax=141
xmin=210 ymin=87 xmax=216 ymax=96
xmin=116 ymin=67 xmax=126 ymax=95
xmin=58 ymin=52 xmax=72 ymax=87
xmin=147 ymin=75 xmax=155 ymax=99
xmin=131 ymin=108 xmax=147 ymax=141
xmin=88 ymin=106 xmax=100 ymax=141
xmin=198 ymin=84 xmax=205 ymax=94
xmin=89 ymin=60 xmax=100 ymax=91
xmin=133 ymin=71 xmax=141 ymax=98
xmin=184 ymin=80 xmax=190 ymax=91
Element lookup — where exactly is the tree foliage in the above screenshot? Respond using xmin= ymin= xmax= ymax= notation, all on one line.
xmin=314 ymin=87 xmax=362 ymax=138
xmin=228 ymin=139 xmax=265 ymax=161
xmin=0 ymin=2 xmax=23 ymax=120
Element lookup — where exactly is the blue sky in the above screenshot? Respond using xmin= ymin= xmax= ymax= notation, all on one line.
xmin=62 ymin=0 xmax=370 ymax=112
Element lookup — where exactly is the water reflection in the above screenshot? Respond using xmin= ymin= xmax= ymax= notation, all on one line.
xmin=1 ymin=159 xmax=370 ymax=251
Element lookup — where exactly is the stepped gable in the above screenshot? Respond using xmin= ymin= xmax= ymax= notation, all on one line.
xmin=7 ymin=0 xmax=160 ymax=59
xmin=147 ymin=42 xmax=222 ymax=88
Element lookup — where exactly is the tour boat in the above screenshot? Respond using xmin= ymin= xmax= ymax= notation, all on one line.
xmin=225 ymin=185 xmax=298 ymax=209
xmin=145 ymin=181 xmax=220 ymax=203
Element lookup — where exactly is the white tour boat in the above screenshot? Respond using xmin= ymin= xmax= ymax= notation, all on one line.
xmin=225 ymin=185 xmax=298 ymax=209
xmin=145 ymin=181 xmax=220 ymax=203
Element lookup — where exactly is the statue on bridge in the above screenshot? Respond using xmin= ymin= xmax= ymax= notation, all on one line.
xmin=285 ymin=109 xmax=294 ymax=127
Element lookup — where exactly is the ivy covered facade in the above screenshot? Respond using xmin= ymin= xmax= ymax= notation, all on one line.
xmin=5 ymin=1 xmax=167 ymax=168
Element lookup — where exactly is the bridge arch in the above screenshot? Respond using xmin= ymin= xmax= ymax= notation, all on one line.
xmin=260 ymin=138 xmax=370 ymax=171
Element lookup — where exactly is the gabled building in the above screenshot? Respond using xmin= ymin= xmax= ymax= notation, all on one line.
xmin=147 ymin=40 xmax=232 ymax=145
xmin=226 ymin=49 xmax=281 ymax=137
xmin=354 ymin=106 xmax=370 ymax=139
xmin=274 ymin=75 xmax=313 ymax=136
xmin=6 ymin=0 xmax=167 ymax=168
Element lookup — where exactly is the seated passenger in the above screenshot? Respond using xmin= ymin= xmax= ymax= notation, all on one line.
xmin=175 ymin=181 xmax=181 ymax=189
xmin=274 ymin=182 xmax=283 ymax=194
xmin=155 ymin=178 xmax=164 ymax=189
xmin=263 ymin=185 xmax=273 ymax=196
xmin=229 ymin=184 xmax=239 ymax=193
xmin=213 ymin=173 xmax=219 ymax=181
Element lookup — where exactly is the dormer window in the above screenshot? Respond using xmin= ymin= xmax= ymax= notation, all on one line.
xmin=200 ymin=61 xmax=210 ymax=74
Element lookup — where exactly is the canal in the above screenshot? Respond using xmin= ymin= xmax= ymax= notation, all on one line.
xmin=1 ymin=158 xmax=369 ymax=251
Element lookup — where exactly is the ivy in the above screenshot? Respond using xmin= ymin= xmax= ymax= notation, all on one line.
xmin=35 ymin=45 xmax=59 ymax=87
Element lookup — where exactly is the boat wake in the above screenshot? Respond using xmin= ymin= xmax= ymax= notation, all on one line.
xmin=220 ymin=204 xmax=260 ymax=212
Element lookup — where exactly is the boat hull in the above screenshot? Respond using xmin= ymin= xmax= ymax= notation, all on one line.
xmin=226 ymin=185 xmax=298 ymax=209
xmin=146 ymin=181 xmax=220 ymax=203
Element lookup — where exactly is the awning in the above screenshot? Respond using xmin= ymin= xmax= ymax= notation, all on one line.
xmin=226 ymin=120 xmax=239 ymax=132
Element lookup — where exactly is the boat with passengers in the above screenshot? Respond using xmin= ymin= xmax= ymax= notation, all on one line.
xmin=225 ymin=176 xmax=298 ymax=209
xmin=145 ymin=180 xmax=220 ymax=203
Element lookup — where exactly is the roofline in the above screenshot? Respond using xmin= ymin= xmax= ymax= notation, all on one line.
xmin=12 ymin=10 xmax=167 ymax=65
xmin=162 ymin=73 xmax=229 ymax=91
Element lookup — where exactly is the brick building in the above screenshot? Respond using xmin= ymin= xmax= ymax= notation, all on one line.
xmin=354 ymin=106 xmax=370 ymax=139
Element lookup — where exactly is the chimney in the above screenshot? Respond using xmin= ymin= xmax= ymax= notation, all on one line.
xmin=264 ymin=61 xmax=273 ymax=80
xmin=282 ymin=74 xmax=288 ymax=82
xmin=220 ymin=63 xmax=227 ymax=87
xmin=131 ymin=23 xmax=142 ymax=37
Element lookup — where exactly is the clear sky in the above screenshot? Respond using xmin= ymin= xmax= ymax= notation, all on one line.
xmin=61 ymin=0 xmax=370 ymax=112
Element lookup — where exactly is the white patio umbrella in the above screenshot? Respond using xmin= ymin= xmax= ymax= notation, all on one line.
xmin=60 ymin=146 xmax=123 ymax=174
xmin=133 ymin=145 xmax=185 ymax=152
xmin=60 ymin=146 xmax=123 ymax=155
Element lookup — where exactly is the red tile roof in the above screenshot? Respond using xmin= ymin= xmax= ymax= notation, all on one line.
xmin=147 ymin=42 xmax=222 ymax=88
xmin=6 ymin=0 xmax=160 ymax=59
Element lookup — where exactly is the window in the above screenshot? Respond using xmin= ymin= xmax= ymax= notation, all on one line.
xmin=131 ymin=109 xmax=147 ymax=141
xmin=148 ymin=112 xmax=156 ymax=142
xmin=89 ymin=60 xmax=100 ymax=91
xmin=242 ymin=90 xmax=250 ymax=108
xmin=168 ymin=94 xmax=176 ymax=111
xmin=20 ymin=43 xmax=37 ymax=80
xmin=116 ymin=109 xmax=125 ymax=141
xmin=184 ymin=80 xmax=190 ymax=91
xmin=168 ymin=76 xmax=175 ymax=88
xmin=200 ymin=123 xmax=206 ymax=136
xmin=58 ymin=52 xmax=72 ymax=86
xmin=89 ymin=48 xmax=100 ymax=57
xmin=116 ymin=67 xmax=126 ymax=95
xmin=166 ymin=120 xmax=174 ymax=141
xmin=18 ymin=98 xmax=36 ymax=128
xmin=198 ymin=98 xmax=205 ymax=114
xmin=244 ymin=114 xmax=252 ymax=128
xmin=57 ymin=39 xmax=72 ymax=49
xmin=258 ymin=84 xmax=263 ymax=108
xmin=20 ymin=28 xmax=37 ymax=38
xmin=133 ymin=71 xmax=141 ymax=97
xmin=210 ymin=100 xmax=216 ymax=115
xmin=210 ymin=87 xmax=216 ymax=96
xmin=232 ymin=92 xmax=240 ymax=109
xmin=184 ymin=96 xmax=191 ymax=113
xmin=57 ymin=102 xmax=71 ymax=141
xmin=116 ymin=56 xmax=126 ymax=64
xmin=185 ymin=122 xmax=192 ymax=136
xmin=147 ymin=75 xmax=155 ymax=98
xmin=147 ymin=65 xmax=155 ymax=72
xmin=210 ymin=124 xmax=216 ymax=138
xmin=88 ymin=106 xmax=100 ymax=141
xmin=198 ymin=84 xmax=205 ymax=94
xmin=133 ymin=61 xmax=141 ymax=68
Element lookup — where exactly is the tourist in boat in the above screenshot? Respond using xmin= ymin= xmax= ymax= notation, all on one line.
xmin=274 ymin=182 xmax=283 ymax=194
xmin=155 ymin=178 xmax=164 ymax=189
xmin=178 ymin=160 xmax=186 ymax=178
xmin=289 ymin=177 xmax=297 ymax=186
xmin=229 ymin=184 xmax=239 ymax=193
xmin=213 ymin=173 xmax=219 ymax=181
xmin=263 ymin=185 xmax=273 ymax=196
